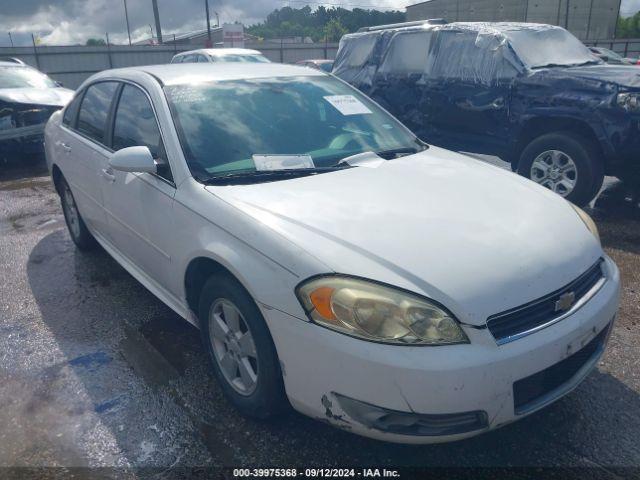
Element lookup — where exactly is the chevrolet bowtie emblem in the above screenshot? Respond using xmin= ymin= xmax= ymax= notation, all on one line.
xmin=555 ymin=291 xmax=576 ymax=312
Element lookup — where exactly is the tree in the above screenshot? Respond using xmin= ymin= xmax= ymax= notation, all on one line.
xmin=616 ymin=13 xmax=640 ymax=38
xmin=324 ymin=18 xmax=348 ymax=42
xmin=246 ymin=6 xmax=405 ymax=41
xmin=86 ymin=38 xmax=106 ymax=46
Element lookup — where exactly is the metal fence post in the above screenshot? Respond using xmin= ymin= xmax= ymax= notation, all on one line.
xmin=31 ymin=33 xmax=41 ymax=69
xmin=280 ymin=38 xmax=284 ymax=63
xmin=106 ymin=33 xmax=113 ymax=68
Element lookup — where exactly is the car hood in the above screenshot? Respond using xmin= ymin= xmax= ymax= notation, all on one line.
xmin=207 ymin=147 xmax=602 ymax=325
xmin=547 ymin=65 xmax=640 ymax=89
xmin=0 ymin=87 xmax=74 ymax=107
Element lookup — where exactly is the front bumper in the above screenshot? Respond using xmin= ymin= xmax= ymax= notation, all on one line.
xmin=263 ymin=255 xmax=620 ymax=444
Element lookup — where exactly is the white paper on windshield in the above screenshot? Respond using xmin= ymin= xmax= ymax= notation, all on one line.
xmin=252 ymin=155 xmax=315 ymax=171
xmin=324 ymin=95 xmax=372 ymax=115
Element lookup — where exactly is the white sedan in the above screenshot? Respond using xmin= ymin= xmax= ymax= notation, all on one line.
xmin=44 ymin=63 xmax=620 ymax=444
xmin=170 ymin=48 xmax=270 ymax=64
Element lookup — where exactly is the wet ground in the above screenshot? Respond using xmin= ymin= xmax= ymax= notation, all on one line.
xmin=0 ymin=159 xmax=639 ymax=476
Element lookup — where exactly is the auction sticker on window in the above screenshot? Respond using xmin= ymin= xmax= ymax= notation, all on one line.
xmin=253 ymin=155 xmax=315 ymax=171
xmin=324 ymin=95 xmax=372 ymax=115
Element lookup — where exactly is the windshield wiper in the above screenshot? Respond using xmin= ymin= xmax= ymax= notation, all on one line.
xmin=201 ymin=167 xmax=346 ymax=185
xmin=374 ymin=146 xmax=425 ymax=159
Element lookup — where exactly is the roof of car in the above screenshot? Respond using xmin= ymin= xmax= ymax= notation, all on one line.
xmin=343 ymin=21 xmax=565 ymax=38
xmin=0 ymin=60 xmax=27 ymax=67
xmin=91 ymin=63 xmax=326 ymax=86
xmin=175 ymin=48 xmax=263 ymax=57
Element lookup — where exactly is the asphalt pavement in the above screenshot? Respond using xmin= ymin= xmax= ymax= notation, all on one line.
xmin=0 ymin=160 xmax=639 ymax=477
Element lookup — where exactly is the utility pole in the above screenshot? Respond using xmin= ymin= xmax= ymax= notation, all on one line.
xmin=205 ymin=0 xmax=212 ymax=47
xmin=151 ymin=0 xmax=163 ymax=44
xmin=565 ymin=0 xmax=570 ymax=29
xmin=123 ymin=0 xmax=132 ymax=45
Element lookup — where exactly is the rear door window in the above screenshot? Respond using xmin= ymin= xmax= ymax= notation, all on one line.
xmin=378 ymin=31 xmax=433 ymax=75
xmin=76 ymin=81 xmax=119 ymax=145
xmin=62 ymin=93 xmax=82 ymax=127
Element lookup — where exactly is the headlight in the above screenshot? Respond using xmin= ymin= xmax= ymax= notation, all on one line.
xmin=296 ymin=276 xmax=469 ymax=345
xmin=570 ymin=203 xmax=600 ymax=244
xmin=616 ymin=92 xmax=640 ymax=112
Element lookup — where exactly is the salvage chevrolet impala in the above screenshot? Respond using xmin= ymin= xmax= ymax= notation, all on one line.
xmin=44 ymin=63 xmax=620 ymax=444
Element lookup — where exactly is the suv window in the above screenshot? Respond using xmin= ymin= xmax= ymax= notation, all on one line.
xmin=342 ymin=34 xmax=378 ymax=68
xmin=62 ymin=93 xmax=82 ymax=127
xmin=112 ymin=84 xmax=173 ymax=182
xmin=197 ymin=55 xmax=209 ymax=62
xmin=428 ymin=30 xmax=519 ymax=82
xmin=181 ymin=54 xmax=196 ymax=63
xmin=77 ymin=82 xmax=118 ymax=144
xmin=378 ymin=31 xmax=433 ymax=75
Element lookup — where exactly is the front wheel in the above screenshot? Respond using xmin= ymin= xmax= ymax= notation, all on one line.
xmin=198 ymin=274 xmax=287 ymax=419
xmin=517 ymin=132 xmax=604 ymax=206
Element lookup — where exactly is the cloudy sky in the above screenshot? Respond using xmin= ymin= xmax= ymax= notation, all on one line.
xmin=1 ymin=0 xmax=639 ymax=46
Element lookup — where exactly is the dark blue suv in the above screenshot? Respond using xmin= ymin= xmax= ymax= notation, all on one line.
xmin=333 ymin=22 xmax=640 ymax=206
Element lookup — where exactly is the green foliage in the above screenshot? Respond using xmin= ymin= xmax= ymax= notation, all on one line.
xmin=247 ymin=6 xmax=405 ymax=42
xmin=86 ymin=38 xmax=106 ymax=46
xmin=324 ymin=18 xmax=348 ymax=42
xmin=617 ymin=13 xmax=640 ymax=38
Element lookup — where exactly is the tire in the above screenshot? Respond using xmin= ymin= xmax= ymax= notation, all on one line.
xmin=58 ymin=176 xmax=97 ymax=250
xmin=517 ymin=132 xmax=604 ymax=206
xmin=198 ymin=274 xmax=287 ymax=419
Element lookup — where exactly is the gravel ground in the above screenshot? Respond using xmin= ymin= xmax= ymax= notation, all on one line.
xmin=0 ymin=159 xmax=639 ymax=477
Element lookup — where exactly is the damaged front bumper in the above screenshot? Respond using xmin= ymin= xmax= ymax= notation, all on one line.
xmin=1 ymin=104 xmax=62 ymax=157
xmin=263 ymin=256 xmax=620 ymax=444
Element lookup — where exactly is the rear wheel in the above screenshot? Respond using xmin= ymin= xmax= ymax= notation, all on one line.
xmin=58 ymin=176 xmax=97 ymax=250
xmin=198 ymin=274 xmax=287 ymax=418
xmin=517 ymin=132 xmax=604 ymax=206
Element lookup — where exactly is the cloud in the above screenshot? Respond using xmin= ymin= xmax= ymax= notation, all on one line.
xmin=1 ymin=0 xmax=637 ymax=46
xmin=0 ymin=0 xmax=405 ymax=46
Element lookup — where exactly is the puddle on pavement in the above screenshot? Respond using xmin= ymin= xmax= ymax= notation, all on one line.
xmin=118 ymin=323 xmax=180 ymax=389
xmin=139 ymin=316 xmax=202 ymax=376
xmin=0 ymin=177 xmax=52 ymax=192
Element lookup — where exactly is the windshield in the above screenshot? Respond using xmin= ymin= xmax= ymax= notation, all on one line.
xmin=507 ymin=27 xmax=602 ymax=69
xmin=214 ymin=54 xmax=270 ymax=63
xmin=0 ymin=66 xmax=58 ymax=89
xmin=165 ymin=75 xmax=421 ymax=180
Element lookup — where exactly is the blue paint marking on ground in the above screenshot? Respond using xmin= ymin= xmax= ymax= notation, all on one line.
xmin=68 ymin=351 xmax=112 ymax=371
xmin=94 ymin=397 xmax=122 ymax=414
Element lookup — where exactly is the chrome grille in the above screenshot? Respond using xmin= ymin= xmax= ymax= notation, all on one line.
xmin=487 ymin=259 xmax=605 ymax=344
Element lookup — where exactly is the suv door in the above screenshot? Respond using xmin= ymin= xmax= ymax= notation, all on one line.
xmin=60 ymin=81 xmax=119 ymax=236
xmin=425 ymin=30 xmax=519 ymax=156
xmin=101 ymin=82 xmax=176 ymax=291
xmin=371 ymin=30 xmax=433 ymax=140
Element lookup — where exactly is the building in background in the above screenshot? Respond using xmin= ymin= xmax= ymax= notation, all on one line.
xmin=406 ymin=0 xmax=621 ymax=40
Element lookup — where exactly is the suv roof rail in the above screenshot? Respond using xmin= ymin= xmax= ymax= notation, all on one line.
xmin=357 ymin=19 xmax=447 ymax=32
xmin=0 ymin=57 xmax=26 ymax=65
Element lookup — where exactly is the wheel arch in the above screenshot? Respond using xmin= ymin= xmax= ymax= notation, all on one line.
xmin=51 ymin=163 xmax=64 ymax=195
xmin=184 ymin=255 xmax=257 ymax=325
xmin=511 ymin=116 xmax=606 ymax=170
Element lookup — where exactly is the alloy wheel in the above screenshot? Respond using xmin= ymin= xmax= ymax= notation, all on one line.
xmin=209 ymin=299 xmax=259 ymax=396
xmin=530 ymin=150 xmax=578 ymax=197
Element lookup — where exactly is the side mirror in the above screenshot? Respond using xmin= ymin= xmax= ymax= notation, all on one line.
xmin=109 ymin=146 xmax=157 ymax=174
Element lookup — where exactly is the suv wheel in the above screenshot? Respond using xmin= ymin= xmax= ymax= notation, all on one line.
xmin=198 ymin=274 xmax=287 ymax=419
xmin=517 ymin=132 xmax=604 ymax=206
xmin=58 ymin=176 xmax=97 ymax=250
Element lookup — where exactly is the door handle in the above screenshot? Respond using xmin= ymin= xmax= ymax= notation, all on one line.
xmin=101 ymin=168 xmax=116 ymax=183
xmin=59 ymin=141 xmax=72 ymax=153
